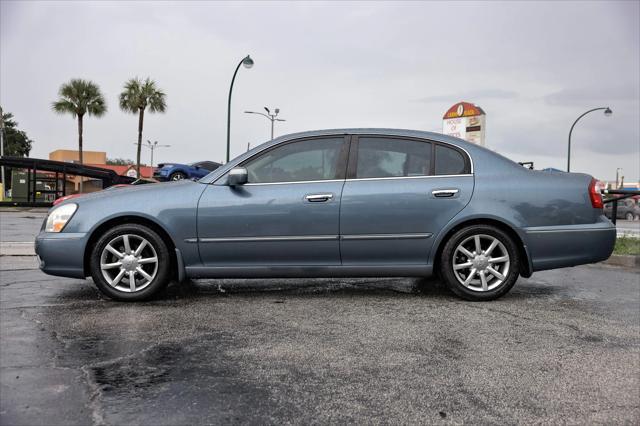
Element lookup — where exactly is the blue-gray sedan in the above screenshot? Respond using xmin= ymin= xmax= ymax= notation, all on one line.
xmin=35 ymin=129 xmax=616 ymax=301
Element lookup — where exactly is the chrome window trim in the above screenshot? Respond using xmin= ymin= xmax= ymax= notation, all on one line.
xmin=243 ymin=179 xmax=345 ymax=187
xmin=239 ymin=174 xmax=473 ymax=187
xmin=354 ymin=134 xmax=474 ymax=177
xmin=346 ymin=174 xmax=473 ymax=183
xmin=213 ymin=133 xmax=474 ymax=186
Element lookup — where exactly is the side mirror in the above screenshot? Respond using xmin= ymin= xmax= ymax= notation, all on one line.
xmin=227 ymin=167 xmax=248 ymax=186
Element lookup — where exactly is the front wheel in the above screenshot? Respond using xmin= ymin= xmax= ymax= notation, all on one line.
xmin=625 ymin=212 xmax=634 ymax=221
xmin=170 ymin=171 xmax=186 ymax=181
xmin=89 ymin=224 xmax=171 ymax=301
xmin=439 ymin=225 xmax=520 ymax=301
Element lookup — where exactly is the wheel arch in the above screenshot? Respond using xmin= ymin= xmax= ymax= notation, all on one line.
xmin=431 ymin=217 xmax=533 ymax=278
xmin=83 ymin=215 xmax=179 ymax=279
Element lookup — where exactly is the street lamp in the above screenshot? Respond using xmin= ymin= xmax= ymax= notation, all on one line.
xmin=567 ymin=107 xmax=612 ymax=172
xmin=137 ymin=140 xmax=171 ymax=168
xmin=616 ymin=168 xmax=623 ymax=189
xmin=244 ymin=107 xmax=286 ymax=140
xmin=226 ymin=55 xmax=254 ymax=163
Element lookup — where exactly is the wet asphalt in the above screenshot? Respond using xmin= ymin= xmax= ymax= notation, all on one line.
xmin=1 ymin=253 xmax=639 ymax=425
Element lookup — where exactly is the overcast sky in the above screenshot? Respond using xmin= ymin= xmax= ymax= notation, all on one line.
xmin=1 ymin=0 xmax=638 ymax=181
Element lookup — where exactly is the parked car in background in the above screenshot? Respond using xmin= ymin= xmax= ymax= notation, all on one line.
xmin=36 ymin=129 xmax=616 ymax=302
xmin=154 ymin=161 xmax=221 ymax=181
xmin=604 ymin=198 xmax=640 ymax=221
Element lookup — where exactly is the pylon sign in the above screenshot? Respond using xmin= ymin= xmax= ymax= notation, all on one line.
xmin=442 ymin=102 xmax=486 ymax=146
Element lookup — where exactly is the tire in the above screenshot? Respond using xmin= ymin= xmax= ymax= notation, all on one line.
xmin=625 ymin=212 xmax=634 ymax=221
xmin=170 ymin=171 xmax=186 ymax=181
xmin=439 ymin=225 xmax=520 ymax=301
xmin=89 ymin=224 xmax=171 ymax=301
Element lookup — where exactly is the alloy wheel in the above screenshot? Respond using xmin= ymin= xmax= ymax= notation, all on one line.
xmin=452 ymin=234 xmax=510 ymax=292
xmin=100 ymin=234 xmax=159 ymax=293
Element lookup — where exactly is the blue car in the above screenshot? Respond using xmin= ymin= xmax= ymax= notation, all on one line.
xmin=35 ymin=129 xmax=615 ymax=302
xmin=154 ymin=160 xmax=221 ymax=181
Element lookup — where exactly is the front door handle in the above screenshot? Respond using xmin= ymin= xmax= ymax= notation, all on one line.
xmin=432 ymin=189 xmax=459 ymax=198
xmin=305 ymin=193 xmax=334 ymax=203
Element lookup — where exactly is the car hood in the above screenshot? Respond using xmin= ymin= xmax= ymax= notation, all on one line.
xmin=55 ymin=180 xmax=197 ymax=208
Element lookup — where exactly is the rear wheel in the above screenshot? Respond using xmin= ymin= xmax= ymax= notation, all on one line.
xmin=170 ymin=171 xmax=186 ymax=181
xmin=625 ymin=212 xmax=634 ymax=221
xmin=440 ymin=225 xmax=520 ymax=301
xmin=89 ymin=224 xmax=171 ymax=301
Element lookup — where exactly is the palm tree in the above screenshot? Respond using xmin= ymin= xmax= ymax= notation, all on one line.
xmin=52 ymin=78 xmax=107 ymax=170
xmin=119 ymin=78 xmax=166 ymax=177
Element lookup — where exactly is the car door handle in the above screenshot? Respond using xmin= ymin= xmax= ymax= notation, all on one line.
xmin=305 ymin=193 xmax=334 ymax=202
xmin=432 ymin=189 xmax=459 ymax=198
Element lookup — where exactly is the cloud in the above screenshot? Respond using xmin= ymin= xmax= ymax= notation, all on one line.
xmin=415 ymin=89 xmax=519 ymax=103
xmin=543 ymin=85 xmax=640 ymax=106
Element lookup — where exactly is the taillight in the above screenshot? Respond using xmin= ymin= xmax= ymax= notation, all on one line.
xmin=589 ymin=178 xmax=603 ymax=209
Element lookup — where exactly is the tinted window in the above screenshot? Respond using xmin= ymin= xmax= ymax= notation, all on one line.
xmin=435 ymin=145 xmax=467 ymax=175
xmin=244 ymin=137 xmax=344 ymax=183
xmin=356 ymin=137 xmax=431 ymax=179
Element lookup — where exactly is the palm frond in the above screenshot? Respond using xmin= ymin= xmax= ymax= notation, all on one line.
xmin=53 ymin=79 xmax=107 ymax=117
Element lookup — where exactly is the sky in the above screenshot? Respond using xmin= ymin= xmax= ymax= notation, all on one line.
xmin=1 ymin=0 xmax=638 ymax=181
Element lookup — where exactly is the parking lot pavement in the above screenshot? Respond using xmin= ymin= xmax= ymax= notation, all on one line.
xmin=616 ymin=219 xmax=640 ymax=236
xmin=0 ymin=209 xmax=47 ymax=242
xmin=1 ymin=254 xmax=638 ymax=425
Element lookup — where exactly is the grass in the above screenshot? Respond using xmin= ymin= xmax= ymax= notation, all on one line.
xmin=614 ymin=235 xmax=640 ymax=256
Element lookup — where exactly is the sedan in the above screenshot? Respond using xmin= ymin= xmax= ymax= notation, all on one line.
xmin=153 ymin=161 xmax=221 ymax=181
xmin=35 ymin=129 xmax=616 ymax=301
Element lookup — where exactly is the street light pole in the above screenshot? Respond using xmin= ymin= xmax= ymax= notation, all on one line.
xmin=244 ymin=107 xmax=286 ymax=140
xmin=567 ymin=107 xmax=612 ymax=172
xmin=226 ymin=55 xmax=254 ymax=163
xmin=0 ymin=106 xmax=5 ymax=191
xmin=616 ymin=168 xmax=623 ymax=189
xmin=133 ymin=140 xmax=170 ymax=169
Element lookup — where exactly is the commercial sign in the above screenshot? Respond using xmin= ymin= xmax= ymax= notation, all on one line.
xmin=442 ymin=102 xmax=486 ymax=146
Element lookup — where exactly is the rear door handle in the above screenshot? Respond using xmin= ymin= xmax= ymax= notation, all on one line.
xmin=432 ymin=189 xmax=459 ymax=198
xmin=305 ymin=193 xmax=334 ymax=203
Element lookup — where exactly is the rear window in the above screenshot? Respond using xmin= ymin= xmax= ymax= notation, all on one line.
xmin=434 ymin=145 xmax=468 ymax=175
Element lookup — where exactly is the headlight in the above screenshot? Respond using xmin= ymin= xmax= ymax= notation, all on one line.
xmin=45 ymin=203 xmax=78 ymax=232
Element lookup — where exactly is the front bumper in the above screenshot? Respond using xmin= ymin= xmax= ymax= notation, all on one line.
xmin=524 ymin=217 xmax=616 ymax=272
xmin=35 ymin=231 xmax=89 ymax=278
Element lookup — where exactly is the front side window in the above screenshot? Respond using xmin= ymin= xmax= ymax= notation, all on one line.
xmin=434 ymin=144 xmax=468 ymax=175
xmin=356 ymin=137 xmax=432 ymax=179
xmin=244 ymin=137 xmax=344 ymax=183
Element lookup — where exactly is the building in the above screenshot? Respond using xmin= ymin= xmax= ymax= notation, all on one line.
xmin=49 ymin=149 xmax=107 ymax=164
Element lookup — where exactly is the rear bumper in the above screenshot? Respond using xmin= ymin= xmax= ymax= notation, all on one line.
xmin=524 ymin=217 xmax=616 ymax=272
xmin=34 ymin=231 xmax=88 ymax=278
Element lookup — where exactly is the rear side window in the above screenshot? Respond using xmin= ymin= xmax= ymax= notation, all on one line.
xmin=244 ymin=137 xmax=344 ymax=183
xmin=434 ymin=145 xmax=467 ymax=175
xmin=356 ymin=137 xmax=431 ymax=179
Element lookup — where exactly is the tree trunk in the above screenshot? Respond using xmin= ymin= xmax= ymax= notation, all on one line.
xmin=78 ymin=114 xmax=84 ymax=192
xmin=136 ymin=108 xmax=144 ymax=178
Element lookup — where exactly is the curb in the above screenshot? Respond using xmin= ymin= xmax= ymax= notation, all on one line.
xmin=0 ymin=242 xmax=35 ymax=256
xmin=602 ymin=254 xmax=640 ymax=269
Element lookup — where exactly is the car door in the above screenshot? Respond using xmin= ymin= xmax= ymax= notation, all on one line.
xmin=196 ymin=136 xmax=348 ymax=267
xmin=340 ymin=135 xmax=474 ymax=265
